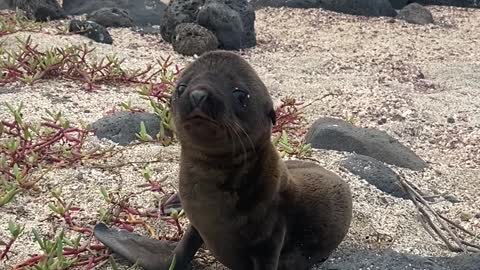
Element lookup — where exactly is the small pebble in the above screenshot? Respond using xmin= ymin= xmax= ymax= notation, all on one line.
xmin=459 ymin=212 xmax=472 ymax=222
xmin=377 ymin=117 xmax=387 ymax=125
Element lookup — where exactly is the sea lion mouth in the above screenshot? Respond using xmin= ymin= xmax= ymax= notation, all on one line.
xmin=185 ymin=110 xmax=219 ymax=125
xmin=181 ymin=109 xmax=224 ymax=143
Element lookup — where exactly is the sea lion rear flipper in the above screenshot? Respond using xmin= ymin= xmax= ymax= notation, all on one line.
xmin=93 ymin=223 xmax=176 ymax=270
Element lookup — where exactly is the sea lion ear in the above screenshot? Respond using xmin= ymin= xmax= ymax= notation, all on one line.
xmin=268 ymin=109 xmax=276 ymax=126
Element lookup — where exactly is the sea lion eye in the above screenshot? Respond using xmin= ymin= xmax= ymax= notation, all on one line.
xmin=176 ymin=84 xmax=187 ymax=96
xmin=232 ymin=88 xmax=250 ymax=108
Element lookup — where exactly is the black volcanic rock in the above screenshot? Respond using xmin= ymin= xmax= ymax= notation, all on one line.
xmin=397 ymin=3 xmax=434 ymax=25
xmin=305 ymin=117 xmax=428 ymax=170
xmin=10 ymin=0 xmax=66 ymax=21
xmin=63 ymin=0 xmax=166 ymax=26
xmin=161 ymin=0 xmax=256 ymax=50
xmin=69 ymin=20 xmax=113 ymax=44
xmin=251 ymin=0 xmax=397 ymax=17
xmin=91 ymin=112 xmax=162 ymax=145
xmin=340 ymin=154 xmax=408 ymax=199
xmin=172 ymin=23 xmax=219 ymax=56
xmin=86 ymin=7 xmax=134 ymax=27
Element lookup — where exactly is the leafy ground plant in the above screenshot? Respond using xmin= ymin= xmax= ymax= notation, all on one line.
xmin=0 ymin=11 xmax=43 ymax=37
xmin=272 ymin=97 xmax=313 ymax=158
xmin=5 ymin=169 xmax=183 ymax=269
xmin=0 ymin=221 xmax=24 ymax=261
xmin=0 ymin=103 xmax=102 ymax=193
xmin=273 ymin=130 xmax=312 ymax=158
xmin=0 ymin=35 xmax=181 ymax=91
xmin=0 ymin=34 xmax=181 ymax=144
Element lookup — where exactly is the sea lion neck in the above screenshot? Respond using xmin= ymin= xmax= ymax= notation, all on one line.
xmin=179 ymin=138 xmax=274 ymax=170
xmin=179 ymin=140 xmax=282 ymax=212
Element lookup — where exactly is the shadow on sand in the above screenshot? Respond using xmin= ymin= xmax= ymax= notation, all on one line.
xmin=317 ymin=248 xmax=479 ymax=270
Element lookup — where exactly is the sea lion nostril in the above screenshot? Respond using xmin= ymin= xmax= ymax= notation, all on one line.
xmin=189 ymin=90 xmax=208 ymax=107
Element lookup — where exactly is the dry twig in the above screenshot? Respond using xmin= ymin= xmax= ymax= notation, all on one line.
xmin=397 ymin=172 xmax=480 ymax=253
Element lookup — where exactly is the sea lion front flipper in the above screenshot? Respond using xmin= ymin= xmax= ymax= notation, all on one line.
xmin=94 ymin=223 xmax=176 ymax=270
xmin=94 ymin=223 xmax=204 ymax=270
xmin=251 ymin=219 xmax=287 ymax=270
xmin=170 ymin=225 xmax=204 ymax=269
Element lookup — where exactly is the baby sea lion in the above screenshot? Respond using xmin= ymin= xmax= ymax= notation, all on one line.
xmin=94 ymin=51 xmax=353 ymax=270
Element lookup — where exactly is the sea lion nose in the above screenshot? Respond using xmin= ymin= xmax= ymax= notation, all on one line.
xmin=189 ymin=90 xmax=208 ymax=107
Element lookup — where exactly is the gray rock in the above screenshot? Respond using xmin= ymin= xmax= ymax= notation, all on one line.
xmin=440 ymin=254 xmax=480 ymax=270
xmin=160 ymin=0 xmax=204 ymax=43
xmin=161 ymin=0 xmax=256 ymax=50
xmin=252 ymin=0 xmax=397 ymax=17
xmin=63 ymin=0 xmax=127 ymax=14
xmin=63 ymin=0 xmax=166 ymax=26
xmin=91 ymin=112 xmax=161 ymax=145
xmin=11 ymin=0 xmax=66 ymax=21
xmin=0 ymin=0 xmax=14 ymax=10
xmin=123 ymin=1 xmax=167 ymax=26
xmin=321 ymin=0 xmax=398 ymax=17
xmin=316 ymin=248 xmax=471 ymax=270
xmin=397 ymin=3 xmax=434 ymax=25
xmin=389 ymin=0 xmax=409 ymax=9
xmin=197 ymin=1 xmax=244 ymax=50
xmin=250 ymin=0 xmax=321 ymax=9
xmin=305 ymin=117 xmax=428 ymax=170
xmin=251 ymin=0 xmax=479 ymax=10
xmin=86 ymin=7 xmax=134 ymax=28
xmin=413 ymin=0 xmax=479 ymax=8
xmin=69 ymin=20 xmax=113 ymax=44
xmin=340 ymin=154 xmax=408 ymax=199
xmin=173 ymin=23 xmax=219 ymax=56
xmin=224 ymin=0 xmax=257 ymax=49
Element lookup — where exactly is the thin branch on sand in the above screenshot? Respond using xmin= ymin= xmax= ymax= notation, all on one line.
xmin=397 ymin=173 xmax=480 ymax=253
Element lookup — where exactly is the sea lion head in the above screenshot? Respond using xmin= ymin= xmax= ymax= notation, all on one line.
xmin=170 ymin=51 xmax=276 ymax=155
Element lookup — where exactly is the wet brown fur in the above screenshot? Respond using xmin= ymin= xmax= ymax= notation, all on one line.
xmin=170 ymin=51 xmax=353 ymax=270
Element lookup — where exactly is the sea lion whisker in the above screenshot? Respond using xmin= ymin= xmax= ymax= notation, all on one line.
xmin=226 ymin=120 xmax=249 ymax=165
xmin=232 ymin=121 xmax=256 ymax=155
xmin=223 ymin=123 xmax=237 ymax=158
